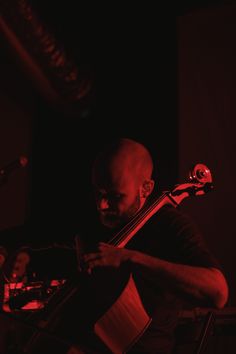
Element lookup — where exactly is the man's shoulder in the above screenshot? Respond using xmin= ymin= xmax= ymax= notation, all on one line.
xmin=150 ymin=204 xmax=195 ymax=229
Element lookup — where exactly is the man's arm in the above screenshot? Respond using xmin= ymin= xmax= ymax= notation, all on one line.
xmin=83 ymin=243 xmax=229 ymax=309
xmin=128 ymin=249 xmax=228 ymax=309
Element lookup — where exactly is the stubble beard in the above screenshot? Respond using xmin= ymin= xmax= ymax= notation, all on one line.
xmin=100 ymin=194 xmax=141 ymax=229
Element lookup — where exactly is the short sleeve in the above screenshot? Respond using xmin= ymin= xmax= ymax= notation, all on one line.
xmin=166 ymin=206 xmax=222 ymax=270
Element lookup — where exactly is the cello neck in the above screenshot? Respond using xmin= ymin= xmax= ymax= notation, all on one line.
xmin=108 ymin=163 xmax=213 ymax=248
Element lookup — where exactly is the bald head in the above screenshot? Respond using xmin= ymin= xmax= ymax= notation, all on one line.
xmin=92 ymin=138 xmax=154 ymax=187
xmin=92 ymin=138 xmax=155 ymax=228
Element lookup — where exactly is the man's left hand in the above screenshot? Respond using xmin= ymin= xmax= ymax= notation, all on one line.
xmin=83 ymin=243 xmax=131 ymax=274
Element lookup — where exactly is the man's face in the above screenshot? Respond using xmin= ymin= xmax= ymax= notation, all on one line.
xmin=93 ymin=169 xmax=142 ymax=229
xmin=12 ymin=251 xmax=30 ymax=279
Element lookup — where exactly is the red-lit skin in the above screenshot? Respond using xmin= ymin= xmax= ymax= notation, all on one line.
xmin=93 ymin=170 xmax=148 ymax=229
xmin=20 ymin=155 xmax=28 ymax=167
xmin=0 ymin=254 xmax=6 ymax=268
xmin=84 ymin=139 xmax=228 ymax=309
xmin=10 ymin=251 xmax=30 ymax=282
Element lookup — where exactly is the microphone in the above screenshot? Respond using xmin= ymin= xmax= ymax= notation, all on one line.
xmin=0 ymin=155 xmax=28 ymax=180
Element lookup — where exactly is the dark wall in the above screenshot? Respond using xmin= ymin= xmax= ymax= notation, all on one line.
xmin=27 ymin=6 xmax=178 ymax=236
xmin=0 ymin=3 xmax=178 ymax=240
xmin=178 ymin=4 xmax=236 ymax=306
xmin=0 ymin=36 xmax=33 ymax=231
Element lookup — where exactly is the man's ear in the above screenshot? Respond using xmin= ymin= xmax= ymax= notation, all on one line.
xmin=141 ymin=179 xmax=155 ymax=198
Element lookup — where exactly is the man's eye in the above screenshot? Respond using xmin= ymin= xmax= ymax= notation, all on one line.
xmin=112 ymin=194 xmax=123 ymax=200
xmin=95 ymin=191 xmax=123 ymax=201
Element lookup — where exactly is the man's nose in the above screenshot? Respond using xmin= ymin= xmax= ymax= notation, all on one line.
xmin=98 ymin=197 xmax=109 ymax=210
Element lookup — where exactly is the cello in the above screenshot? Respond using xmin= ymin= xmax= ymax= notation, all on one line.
xmin=23 ymin=164 xmax=213 ymax=354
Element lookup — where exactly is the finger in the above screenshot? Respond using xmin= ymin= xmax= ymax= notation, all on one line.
xmin=99 ymin=242 xmax=109 ymax=246
xmin=86 ymin=259 xmax=104 ymax=274
xmin=83 ymin=253 xmax=100 ymax=262
xmin=98 ymin=242 xmax=113 ymax=250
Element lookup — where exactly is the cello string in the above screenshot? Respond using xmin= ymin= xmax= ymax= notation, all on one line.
xmin=108 ymin=192 xmax=169 ymax=247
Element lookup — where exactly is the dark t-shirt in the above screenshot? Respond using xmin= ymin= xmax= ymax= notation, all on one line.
xmin=68 ymin=204 xmax=221 ymax=354
xmin=125 ymin=204 xmax=221 ymax=354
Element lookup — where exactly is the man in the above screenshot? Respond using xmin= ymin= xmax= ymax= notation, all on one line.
xmin=78 ymin=137 xmax=228 ymax=354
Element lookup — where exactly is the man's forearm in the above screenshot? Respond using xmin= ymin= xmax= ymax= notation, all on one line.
xmin=128 ymin=250 xmax=228 ymax=309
